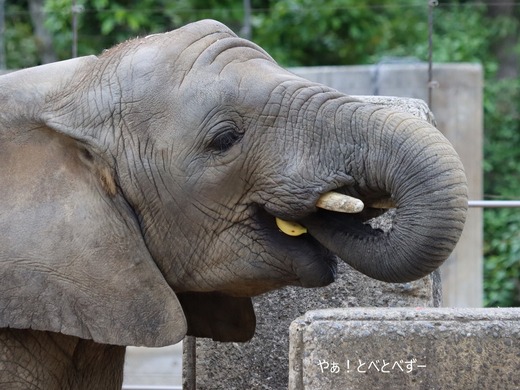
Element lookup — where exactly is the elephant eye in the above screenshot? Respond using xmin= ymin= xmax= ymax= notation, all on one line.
xmin=209 ymin=127 xmax=243 ymax=153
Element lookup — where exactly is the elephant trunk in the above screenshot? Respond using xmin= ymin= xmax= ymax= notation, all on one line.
xmin=304 ymin=102 xmax=468 ymax=283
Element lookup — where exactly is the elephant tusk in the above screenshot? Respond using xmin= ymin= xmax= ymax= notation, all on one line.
xmin=316 ymin=192 xmax=364 ymax=213
xmin=368 ymin=199 xmax=396 ymax=209
xmin=276 ymin=192 xmax=364 ymax=237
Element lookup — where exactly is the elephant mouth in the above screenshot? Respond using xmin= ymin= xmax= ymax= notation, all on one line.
xmin=254 ymin=207 xmax=338 ymax=288
xmin=258 ymin=191 xmax=394 ymax=288
xmin=256 ymin=191 xmax=387 ymax=288
xmin=274 ymin=191 xmax=365 ymax=235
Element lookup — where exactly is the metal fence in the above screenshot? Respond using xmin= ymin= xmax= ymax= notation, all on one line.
xmin=468 ymin=200 xmax=520 ymax=208
xmin=122 ymin=386 xmax=182 ymax=390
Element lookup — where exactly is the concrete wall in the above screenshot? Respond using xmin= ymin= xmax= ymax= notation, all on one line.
xmin=193 ymin=272 xmax=440 ymax=390
xmin=289 ymin=308 xmax=520 ymax=390
xmin=291 ymin=63 xmax=483 ymax=307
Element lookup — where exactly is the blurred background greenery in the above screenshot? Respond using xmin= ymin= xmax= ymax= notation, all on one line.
xmin=1 ymin=0 xmax=519 ymax=306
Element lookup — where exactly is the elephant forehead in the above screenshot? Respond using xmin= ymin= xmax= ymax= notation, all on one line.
xmin=136 ymin=20 xmax=271 ymax=69
xmin=181 ymin=60 xmax=290 ymax=105
xmin=151 ymin=19 xmax=235 ymax=41
xmin=170 ymin=20 xmax=273 ymax=64
xmin=106 ymin=23 xmax=278 ymax=101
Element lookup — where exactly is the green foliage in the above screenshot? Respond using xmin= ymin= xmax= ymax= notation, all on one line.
xmin=483 ymin=78 xmax=520 ymax=307
xmin=4 ymin=1 xmax=38 ymax=68
xmin=484 ymin=208 xmax=520 ymax=307
xmin=251 ymin=0 xmax=429 ymax=66
xmin=43 ymin=0 xmax=74 ymax=58
xmin=484 ymin=80 xmax=520 ymax=197
xmin=41 ymin=0 xmax=247 ymax=60
xmin=478 ymin=3 xmax=520 ymax=306
xmin=425 ymin=3 xmax=491 ymax=64
xmin=43 ymin=0 xmax=183 ymax=58
xmin=250 ymin=1 xmax=492 ymax=68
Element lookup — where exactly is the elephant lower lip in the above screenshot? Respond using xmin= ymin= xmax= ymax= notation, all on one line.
xmin=255 ymin=207 xmax=337 ymax=288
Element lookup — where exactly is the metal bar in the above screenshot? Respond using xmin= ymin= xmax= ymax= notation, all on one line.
xmin=427 ymin=0 xmax=438 ymax=108
xmin=0 ymin=0 xmax=5 ymax=69
xmin=71 ymin=0 xmax=77 ymax=58
xmin=241 ymin=0 xmax=252 ymax=40
xmin=71 ymin=0 xmax=84 ymax=58
xmin=122 ymin=386 xmax=181 ymax=390
xmin=183 ymin=336 xmax=197 ymax=390
xmin=468 ymin=200 xmax=520 ymax=208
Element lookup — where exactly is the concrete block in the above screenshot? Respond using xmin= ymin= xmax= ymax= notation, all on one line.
xmin=351 ymin=95 xmax=435 ymax=124
xmin=122 ymin=344 xmax=182 ymax=388
xmin=193 ymin=270 xmax=439 ymax=389
xmin=289 ymin=308 xmax=520 ymax=390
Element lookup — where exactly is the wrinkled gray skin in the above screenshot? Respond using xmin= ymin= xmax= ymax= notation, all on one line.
xmin=0 ymin=20 xmax=467 ymax=389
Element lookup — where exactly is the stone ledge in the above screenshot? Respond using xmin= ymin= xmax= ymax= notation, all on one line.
xmin=352 ymin=95 xmax=435 ymax=124
xmin=289 ymin=308 xmax=520 ymax=390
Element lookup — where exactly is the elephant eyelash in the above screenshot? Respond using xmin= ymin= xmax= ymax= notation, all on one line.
xmin=208 ymin=128 xmax=244 ymax=153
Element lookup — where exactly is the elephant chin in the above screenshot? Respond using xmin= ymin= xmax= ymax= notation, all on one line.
xmin=263 ymin=208 xmax=377 ymax=286
xmin=254 ymin=208 xmax=338 ymax=289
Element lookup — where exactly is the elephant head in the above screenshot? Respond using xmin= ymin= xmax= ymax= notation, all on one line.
xmin=0 ymin=20 xmax=467 ymax=345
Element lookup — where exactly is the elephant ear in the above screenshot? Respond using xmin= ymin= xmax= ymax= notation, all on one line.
xmin=0 ymin=58 xmax=187 ymax=347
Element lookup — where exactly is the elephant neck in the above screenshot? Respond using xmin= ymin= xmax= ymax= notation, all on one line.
xmin=0 ymin=328 xmax=126 ymax=390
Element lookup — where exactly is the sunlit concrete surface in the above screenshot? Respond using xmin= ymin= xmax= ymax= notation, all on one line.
xmin=123 ymin=342 xmax=182 ymax=389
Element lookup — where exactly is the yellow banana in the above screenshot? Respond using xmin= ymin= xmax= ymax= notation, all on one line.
xmin=275 ymin=218 xmax=307 ymax=236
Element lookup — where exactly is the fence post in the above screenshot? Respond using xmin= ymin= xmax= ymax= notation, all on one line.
xmin=0 ymin=0 xmax=5 ymax=69
xmin=182 ymin=336 xmax=196 ymax=390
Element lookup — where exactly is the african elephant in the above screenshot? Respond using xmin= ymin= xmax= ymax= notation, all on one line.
xmin=0 ymin=19 xmax=467 ymax=389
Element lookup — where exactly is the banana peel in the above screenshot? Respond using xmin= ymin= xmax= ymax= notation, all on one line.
xmin=275 ymin=218 xmax=307 ymax=236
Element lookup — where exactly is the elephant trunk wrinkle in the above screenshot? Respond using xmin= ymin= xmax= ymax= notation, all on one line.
xmin=303 ymin=104 xmax=468 ymax=283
